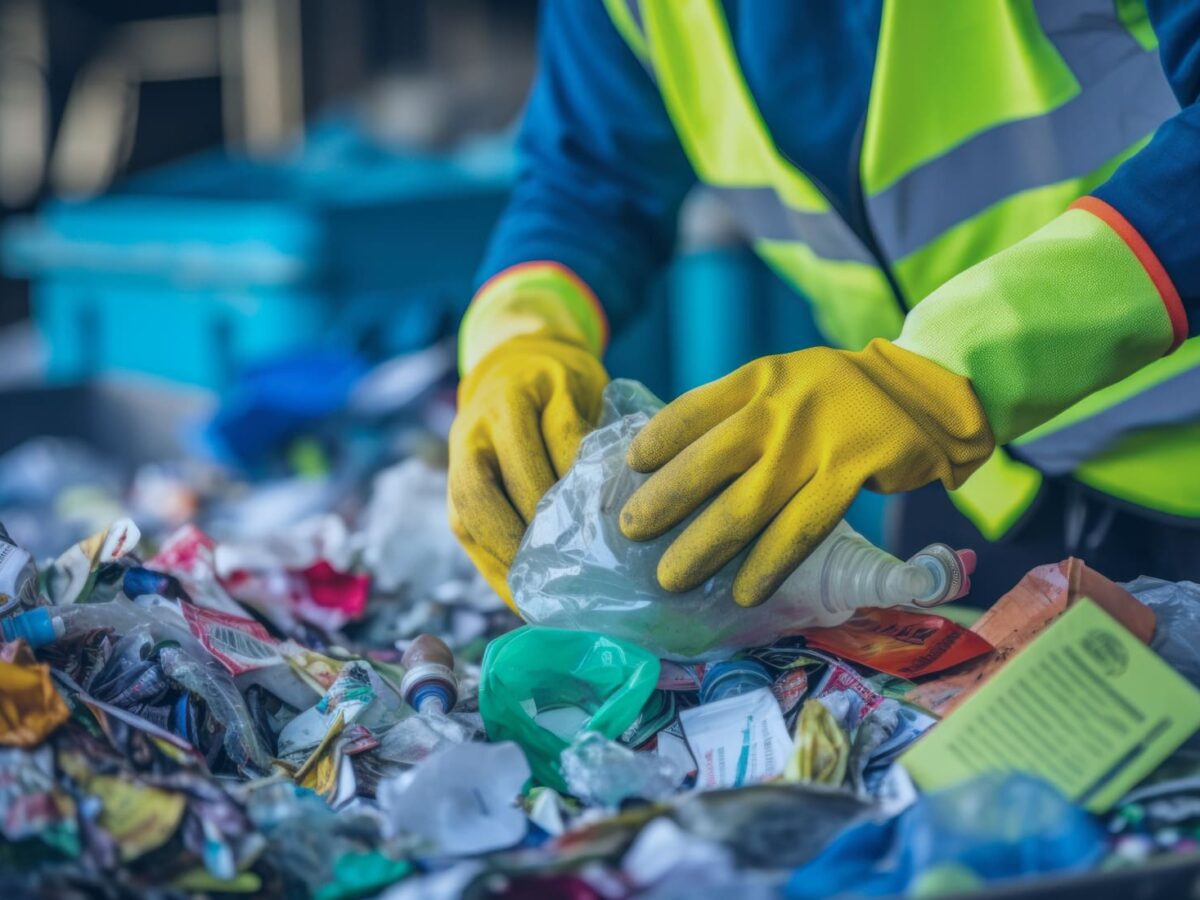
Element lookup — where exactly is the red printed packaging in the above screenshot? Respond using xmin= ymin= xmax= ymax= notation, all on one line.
xmin=799 ymin=607 xmax=993 ymax=680
xmin=179 ymin=603 xmax=283 ymax=676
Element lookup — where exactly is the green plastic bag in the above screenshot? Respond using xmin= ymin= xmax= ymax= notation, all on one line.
xmin=479 ymin=627 xmax=660 ymax=791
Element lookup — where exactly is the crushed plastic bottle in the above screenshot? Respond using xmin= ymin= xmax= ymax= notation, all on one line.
xmin=2 ymin=595 xmax=171 ymax=647
xmin=510 ymin=380 xmax=973 ymax=661
xmin=560 ymin=731 xmax=684 ymax=809
xmin=1 ymin=595 xmax=274 ymax=771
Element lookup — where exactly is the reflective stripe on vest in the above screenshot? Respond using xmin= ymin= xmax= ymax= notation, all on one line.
xmin=867 ymin=0 xmax=1178 ymax=303
xmin=868 ymin=0 xmax=1175 ymax=264
xmin=630 ymin=0 xmax=904 ymax=350
xmin=1014 ymin=340 xmax=1200 ymax=472
xmin=605 ymin=0 xmax=1200 ymax=528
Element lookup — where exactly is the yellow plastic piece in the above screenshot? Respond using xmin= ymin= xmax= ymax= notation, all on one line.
xmin=786 ymin=699 xmax=851 ymax=786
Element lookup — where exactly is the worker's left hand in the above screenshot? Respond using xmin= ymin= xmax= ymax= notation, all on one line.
xmin=619 ymin=339 xmax=995 ymax=607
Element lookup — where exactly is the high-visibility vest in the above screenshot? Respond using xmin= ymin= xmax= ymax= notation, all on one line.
xmin=602 ymin=0 xmax=1200 ymax=539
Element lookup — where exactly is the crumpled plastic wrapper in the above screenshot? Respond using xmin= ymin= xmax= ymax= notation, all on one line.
xmin=376 ymin=741 xmax=530 ymax=856
xmin=0 ymin=655 xmax=71 ymax=748
xmin=560 ymin=731 xmax=684 ymax=809
xmin=787 ymin=700 xmax=850 ymax=786
xmin=1124 ymin=577 xmax=1200 ymax=689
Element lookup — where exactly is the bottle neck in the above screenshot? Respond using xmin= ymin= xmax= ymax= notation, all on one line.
xmin=818 ymin=532 xmax=939 ymax=617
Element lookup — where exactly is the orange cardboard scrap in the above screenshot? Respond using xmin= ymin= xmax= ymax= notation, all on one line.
xmin=904 ymin=557 xmax=1155 ymax=716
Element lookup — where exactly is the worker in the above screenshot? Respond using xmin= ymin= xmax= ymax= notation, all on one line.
xmin=449 ymin=0 xmax=1200 ymax=609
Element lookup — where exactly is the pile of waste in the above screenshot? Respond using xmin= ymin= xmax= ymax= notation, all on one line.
xmin=5 ymin=379 xmax=1200 ymax=898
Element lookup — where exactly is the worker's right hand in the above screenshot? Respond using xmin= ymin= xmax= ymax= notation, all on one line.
xmin=449 ymin=335 xmax=609 ymax=605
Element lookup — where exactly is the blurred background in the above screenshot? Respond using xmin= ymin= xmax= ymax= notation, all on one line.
xmin=0 ymin=0 xmax=538 ymax=357
xmin=0 ymin=0 xmax=882 ymax=545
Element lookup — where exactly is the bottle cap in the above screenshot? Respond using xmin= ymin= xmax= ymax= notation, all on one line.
xmin=401 ymin=662 xmax=458 ymax=715
xmin=699 ymin=659 xmax=772 ymax=704
xmin=408 ymin=680 xmax=454 ymax=716
xmin=907 ymin=543 xmax=967 ymax=607
xmin=1 ymin=608 xmax=60 ymax=648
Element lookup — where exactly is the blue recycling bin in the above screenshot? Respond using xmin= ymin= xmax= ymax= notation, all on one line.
xmin=1 ymin=121 xmax=514 ymax=389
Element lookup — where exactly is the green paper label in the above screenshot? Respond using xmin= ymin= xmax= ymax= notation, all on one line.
xmin=902 ymin=598 xmax=1200 ymax=811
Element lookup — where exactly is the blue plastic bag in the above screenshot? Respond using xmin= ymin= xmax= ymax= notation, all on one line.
xmin=786 ymin=773 xmax=1105 ymax=897
xmin=206 ymin=347 xmax=368 ymax=466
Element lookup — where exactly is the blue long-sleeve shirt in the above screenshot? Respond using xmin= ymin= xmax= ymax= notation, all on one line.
xmin=1094 ymin=0 xmax=1200 ymax=317
xmin=477 ymin=0 xmax=1200 ymax=335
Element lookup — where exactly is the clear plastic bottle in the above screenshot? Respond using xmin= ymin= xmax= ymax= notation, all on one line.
xmin=775 ymin=520 xmax=969 ymax=624
xmin=0 ymin=596 xmax=273 ymax=771
xmin=511 ymin=380 xmax=974 ymax=661
xmin=1 ymin=595 xmax=166 ymax=647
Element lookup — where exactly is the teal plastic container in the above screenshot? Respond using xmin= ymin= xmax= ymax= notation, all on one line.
xmin=479 ymin=627 xmax=660 ymax=791
xmin=1 ymin=123 xmax=512 ymax=389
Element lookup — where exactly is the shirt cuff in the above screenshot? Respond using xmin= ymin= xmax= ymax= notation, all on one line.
xmin=1071 ymin=196 xmax=1187 ymax=352
xmin=458 ymin=261 xmax=610 ymax=374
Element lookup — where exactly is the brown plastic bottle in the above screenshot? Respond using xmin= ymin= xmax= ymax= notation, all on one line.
xmin=400 ymin=634 xmax=458 ymax=714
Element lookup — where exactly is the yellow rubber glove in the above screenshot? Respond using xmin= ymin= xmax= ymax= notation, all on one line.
xmin=619 ymin=339 xmax=994 ymax=608
xmin=451 ymin=314 xmax=609 ymax=619
xmin=450 ymin=262 xmax=610 ymax=607
xmin=450 ymin=335 xmax=609 ymax=604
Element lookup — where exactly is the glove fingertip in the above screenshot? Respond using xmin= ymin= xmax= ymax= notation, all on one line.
xmin=625 ymin=438 xmax=658 ymax=473
xmin=617 ymin=482 xmax=655 ymax=539
xmin=732 ymin=550 xmax=800 ymax=608
xmin=618 ymin=508 xmax=653 ymax=543
xmin=732 ymin=580 xmax=770 ymax=608
xmin=656 ymin=557 xmax=694 ymax=594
